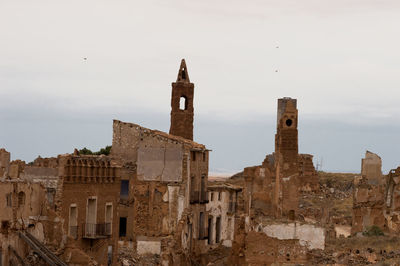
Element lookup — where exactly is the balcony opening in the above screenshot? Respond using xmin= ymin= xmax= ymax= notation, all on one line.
xmin=207 ymin=216 xmax=213 ymax=245
xmin=69 ymin=204 xmax=78 ymax=239
xmin=105 ymin=203 xmax=112 ymax=235
xmin=119 ymin=217 xmax=127 ymax=237
xmin=85 ymin=198 xmax=97 ymax=237
xmin=198 ymin=212 xmax=204 ymax=239
xmin=215 ymin=216 xmax=221 ymax=243
xmin=190 ymin=175 xmax=198 ymax=203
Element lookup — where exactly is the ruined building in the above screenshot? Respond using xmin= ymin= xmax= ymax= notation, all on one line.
xmin=352 ymin=151 xmax=386 ymax=234
xmin=243 ymin=97 xmax=319 ymax=220
xmin=206 ymin=183 xmax=241 ymax=248
xmin=230 ymin=97 xmax=324 ymax=265
xmin=352 ymin=151 xmax=400 ymax=235
xmin=0 ymin=59 xmax=212 ymax=265
xmin=110 ymin=59 xmax=210 ymax=264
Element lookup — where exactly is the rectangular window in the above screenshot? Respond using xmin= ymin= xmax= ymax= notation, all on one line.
xmin=105 ymin=203 xmax=113 ymax=235
xmin=119 ymin=217 xmax=127 ymax=237
xmin=218 ymin=192 xmax=222 ymax=201
xmin=207 ymin=216 xmax=213 ymax=245
xmin=202 ymin=152 xmax=206 ymax=162
xmin=120 ymin=180 xmax=129 ymax=199
xmin=86 ymin=198 xmax=97 ymax=237
xmin=69 ymin=205 xmax=78 ymax=239
xmin=200 ymin=175 xmax=207 ymax=202
xmin=227 ymin=218 xmax=232 ymax=240
xmin=46 ymin=188 xmax=56 ymax=207
xmin=198 ymin=212 xmax=204 ymax=239
xmin=210 ymin=192 xmax=214 ymax=201
xmin=191 ymin=151 xmax=196 ymax=161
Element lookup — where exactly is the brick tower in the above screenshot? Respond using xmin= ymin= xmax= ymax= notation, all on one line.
xmin=274 ymin=97 xmax=299 ymax=218
xmin=275 ymin=97 xmax=299 ymax=176
xmin=169 ymin=59 xmax=194 ymax=140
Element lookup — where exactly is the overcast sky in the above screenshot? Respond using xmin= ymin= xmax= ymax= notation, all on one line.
xmin=1 ymin=0 xmax=400 ymax=174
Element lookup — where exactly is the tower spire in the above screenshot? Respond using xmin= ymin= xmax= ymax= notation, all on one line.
xmin=176 ymin=59 xmax=190 ymax=83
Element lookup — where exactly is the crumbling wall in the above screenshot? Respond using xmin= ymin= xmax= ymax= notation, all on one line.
xmin=352 ymin=151 xmax=386 ymax=234
xmin=254 ymin=222 xmax=325 ymax=250
xmin=243 ymin=231 xmax=308 ymax=265
xmin=298 ymin=154 xmax=319 ymax=191
xmin=0 ymin=148 xmax=10 ymax=177
xmin=9 ymin=160 xmax=25 ymax=179
xmin=243 ymin=166 xmax=275 ymax=217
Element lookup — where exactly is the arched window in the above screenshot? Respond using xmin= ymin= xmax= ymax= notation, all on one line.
xmin=179 ymin=96 xmax=187 ymax=110
xmin=18 ymin=192 xmax=25 ymax=206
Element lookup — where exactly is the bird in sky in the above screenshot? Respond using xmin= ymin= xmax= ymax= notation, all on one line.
xmin=83 ymin=57 xmax=87 ymax=61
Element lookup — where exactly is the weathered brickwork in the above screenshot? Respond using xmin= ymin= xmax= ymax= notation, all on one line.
xmin=169 ymin=59 xmax=194 ymax=141
xmin=242 ymin=98 xmax=318 ymax=221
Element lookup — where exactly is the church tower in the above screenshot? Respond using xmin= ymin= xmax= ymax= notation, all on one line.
xmin=275 ymin=97 xmax=299 ymax=176
xmin=274 ymin=97 xmax=299 ymax=219
xmin=169 ymin=59 xmax=194 ymax=140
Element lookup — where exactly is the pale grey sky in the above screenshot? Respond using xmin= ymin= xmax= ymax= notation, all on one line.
xmin=1 ymin=1 xmax=400 ymax=173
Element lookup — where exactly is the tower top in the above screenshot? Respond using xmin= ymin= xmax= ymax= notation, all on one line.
xmin=176 ymin=59 xmax=190 ymax=83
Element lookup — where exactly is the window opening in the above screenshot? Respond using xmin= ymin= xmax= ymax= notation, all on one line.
xmin=120 ymin=180 xmax=129 ymax=199
xmin=207 ymin=216 xmax=213 ymax=244
xmin=119 ymin=217 xmax=127 ymax=237
xmin=215 ymin=217 xmax=221 ymax=243
xmin=18 ymin=192 xmax=25 ymax=206
xmin=179 ymin=96 xmax=187 ymax=110
xmin=199 ymin=212 xmax=204 ymax=239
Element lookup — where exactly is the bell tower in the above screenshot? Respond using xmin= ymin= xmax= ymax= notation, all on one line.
xmin=275 ymin=97 xmax=299 ymax=176
xmin=274 ymin=97 xmax=299 ymax=218
xmin=169 ymin=59 xmax=194 ymax=140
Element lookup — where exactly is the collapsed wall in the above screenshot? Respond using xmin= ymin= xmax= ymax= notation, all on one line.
xmin=352 ymin=151 xmax=386 ymax=234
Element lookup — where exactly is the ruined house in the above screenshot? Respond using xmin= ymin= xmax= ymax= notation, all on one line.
xmin=111 ymin=59 xmax=211 ymax=264
xmin=0 ymin=150 xmax=121 ymax=265
xmin=206 ymin=183 xmax=241 ymax=248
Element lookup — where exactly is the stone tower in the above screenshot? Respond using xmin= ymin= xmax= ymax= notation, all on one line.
xmin=274 ymin=97 xmax=299 ymax=218
xmin=275 ymin=97 xmax=299 ymax=176
xmin=169 ymin=59 xmax=194 ymax=140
